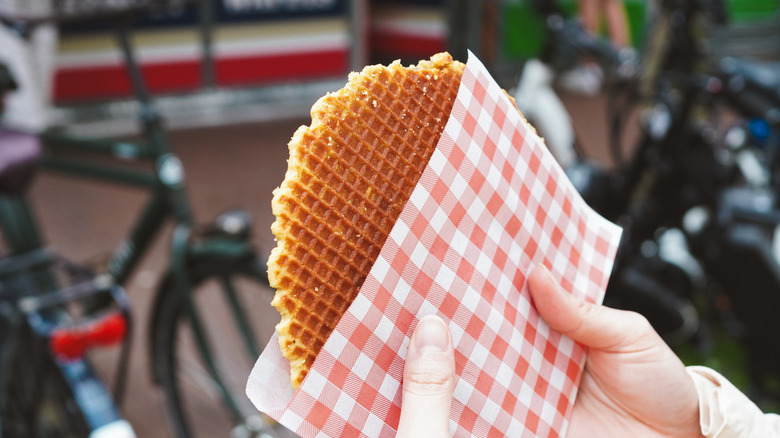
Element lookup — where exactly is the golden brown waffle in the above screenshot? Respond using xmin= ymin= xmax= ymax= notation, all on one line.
xmin=269 ymin=53 xmax=465 ymax=388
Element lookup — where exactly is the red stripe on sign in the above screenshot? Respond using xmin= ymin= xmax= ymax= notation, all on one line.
xmin=216 ymin=49 xmax=347 ymax=86
xmin=54 ymin=60 xmax=201 ymax=102
xmin=370 ymin=31 xmax=446 ymax=58
xmin=53 ymin=49 xmax=348 ymax=102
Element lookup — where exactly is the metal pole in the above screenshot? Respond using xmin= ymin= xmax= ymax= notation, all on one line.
xmin=114 ymin=14 xmax=152 ymax=107
xmin=199 ymin=0 xmax=214 ymax=88
xmin=348 ymin=0 xmax=369 ymax=71
xmin=447 ymin=0 xmax=484 ymax=61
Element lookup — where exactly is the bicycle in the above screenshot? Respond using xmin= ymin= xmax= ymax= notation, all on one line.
xmin=512 ymin=0 xmax=637 ymax=169
xmin=0 ymin=2 xmax=289 ymax=437
xmin=583 ymin=0 xmax=780 ymax=399
xmin=0 ymin=247 xmax=134 ymax=437
xmin=2 ymin=50 xmax=137 ymax=437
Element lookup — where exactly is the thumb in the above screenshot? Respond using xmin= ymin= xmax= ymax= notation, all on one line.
xmin=528 ymin=264 xmax=654 ymax=351
xmin=396 ymin=315 xmax=455 ymax=438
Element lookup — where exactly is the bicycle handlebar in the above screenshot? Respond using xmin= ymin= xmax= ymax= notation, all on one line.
xmin=543 ymin=16 xmax=633 ymax=78
xmin=717 ymin=59 xmax=780 ymax=124
xmin=563 ymin=21 xmax=620 ymax=65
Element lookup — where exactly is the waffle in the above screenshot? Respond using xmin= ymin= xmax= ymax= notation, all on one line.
xmin=269 ymin=53 xmax=466 ymax=388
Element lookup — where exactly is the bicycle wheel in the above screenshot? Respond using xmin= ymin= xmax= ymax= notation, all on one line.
xmin=3 ymin=323 xmax=91 ymax=438
xmin=1 ymin=259 xmax=117 ymax=438
xmin=152 ymin=257 xmax=293 ymax=438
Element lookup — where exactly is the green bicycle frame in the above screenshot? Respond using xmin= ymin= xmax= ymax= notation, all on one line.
xmin=38 ymin=13 xmax=259 ymax=426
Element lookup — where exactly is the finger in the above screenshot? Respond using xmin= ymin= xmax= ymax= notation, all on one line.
xmin=528 ymin=265 xmax=653 ymax=351
xmin=396 ymin=315 xmax=455 ymax=438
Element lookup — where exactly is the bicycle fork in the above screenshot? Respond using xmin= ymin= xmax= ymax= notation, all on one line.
xmin=170 ymin=225 xmax=257 ymax=427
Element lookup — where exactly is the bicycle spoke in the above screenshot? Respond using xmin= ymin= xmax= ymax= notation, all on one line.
xmin=182 ymin=298 xmax=246 ymax=424
xmin=176 ymin=321 xmax=249 ymax=407
xmin=156 ymin=264 xmax=289 ymax=438
xmin=178 ymin=351 xmax=222 ymax=403
xmin=219 ymin=275 xmax=261 ymax=359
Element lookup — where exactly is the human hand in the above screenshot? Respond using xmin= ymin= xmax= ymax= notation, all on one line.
xmin=528 ymin=265 xmax=703 ymax=438
xmin=395 ymin=265 xmax=704 ymax=437
xmin=396 ymin=315 xmax=455 ymax=438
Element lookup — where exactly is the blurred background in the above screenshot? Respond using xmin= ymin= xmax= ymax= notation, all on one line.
xmin=0 ymin=0 xmax=779 ymax=437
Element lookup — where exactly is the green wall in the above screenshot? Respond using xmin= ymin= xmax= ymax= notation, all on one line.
xmin=500 ymin=0 xmax=779 ymax=59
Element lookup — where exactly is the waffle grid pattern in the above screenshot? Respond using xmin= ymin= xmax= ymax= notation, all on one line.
xmin=249 ymin=53 xmax=622 ymax=437
xmin=269 ymin=54 xmax=465 ymax=388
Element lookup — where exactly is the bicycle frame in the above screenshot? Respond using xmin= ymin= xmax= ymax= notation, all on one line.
xmin=42 ymin=14 xmax=191 ymax=279
xmin=38 ymin=13 xmax=263 ymax=427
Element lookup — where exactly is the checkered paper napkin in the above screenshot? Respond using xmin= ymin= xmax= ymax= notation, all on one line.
xmin=247 ymin=52 xmax=622 ymax=437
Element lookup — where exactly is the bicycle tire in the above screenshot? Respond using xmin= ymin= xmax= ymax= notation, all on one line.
xmin=3 ymin=323 xmax=92 ymax=438
xmin=151 ymin=257 xmax=293 ymax=438
xmin=1 ymin=258 xmax=113 ymax=438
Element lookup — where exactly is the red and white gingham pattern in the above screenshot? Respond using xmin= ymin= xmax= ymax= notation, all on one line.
xmin=247 ymin=52 xmax=622 ymax=437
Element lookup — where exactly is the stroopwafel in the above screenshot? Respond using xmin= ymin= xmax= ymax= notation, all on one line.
xmin=269 ymin=53 xmax=466 ymax=388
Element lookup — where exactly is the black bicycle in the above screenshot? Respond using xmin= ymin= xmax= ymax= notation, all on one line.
xmin=0 ymin=1 xmax=288 ymax=437
xmin=574 ymin=0 xmax=780 ymax=398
